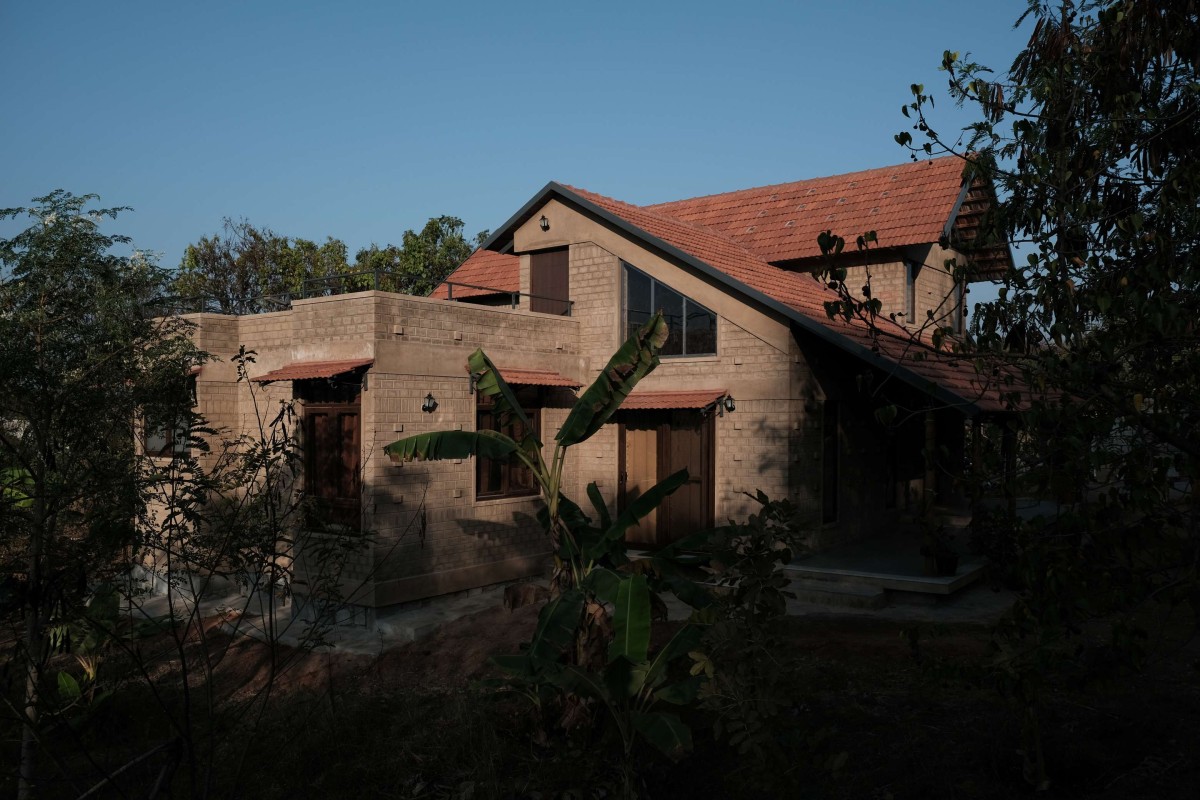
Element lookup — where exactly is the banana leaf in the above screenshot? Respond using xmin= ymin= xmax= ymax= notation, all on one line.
xmin=630 ymin=624 xmax=702 ymax=695
xmin=653 ymin=675 xmax=704 ymax=706
xmin=609 ymin=574 xmax=651 ymax=663
xmin=586 ymin=482 xmax=612 ymax=531
xmin=536 ymin=493 xmax=595 ymax=558
xmin=527 ymin=588 xmax=584 ymax=663
xmin=581 ymin=566 xmax=622 ymax=604
xmin=632 ymin=711 xmax=692 ymax=760
xmin=467 ymin=348 xmax=541 ymax=456
xmin=584 ymin=468 xmax=689 ymax=561
xmin=383 ymin=429 xmax=522 ymax=464
xmin=556 ymin=312 xmax=668 ymax=447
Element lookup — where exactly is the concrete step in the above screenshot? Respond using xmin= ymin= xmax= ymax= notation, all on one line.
xmin=787 ymin=577 xmax=888 ymax=610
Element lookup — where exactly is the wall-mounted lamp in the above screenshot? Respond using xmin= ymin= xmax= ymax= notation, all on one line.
xmin=421 ymin=393 xmax=438 ymax=413
xmin=723 ymin=395 xmax=736 ymax=413
xmin=539 ymin=215 xmax=550 ymax=232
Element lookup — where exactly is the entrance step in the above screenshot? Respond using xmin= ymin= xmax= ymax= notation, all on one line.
xmin=787 ymin=577 xmax=887 ymax=610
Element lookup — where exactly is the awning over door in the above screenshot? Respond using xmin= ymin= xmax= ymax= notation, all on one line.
xmin=620 ymin=388 xmax=728 ymax=410
xmin=252 ymin=358 xmax=373 ymax=383
xmin=497 ymin=367 xmax=581 ymax=388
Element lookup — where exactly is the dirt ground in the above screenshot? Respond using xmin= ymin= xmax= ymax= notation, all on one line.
xmin=6 ymin=599 xmax=1199 ymax=799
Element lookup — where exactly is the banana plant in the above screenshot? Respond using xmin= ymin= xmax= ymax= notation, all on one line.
xmin=493 ymin=567 xmax=704 ymax=773
xmin=386 ymin=312 xmax=710 ymax=778
xmin=383 ymin=312 xmax=674 ymax=589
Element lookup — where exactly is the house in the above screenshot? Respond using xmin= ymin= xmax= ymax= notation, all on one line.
xmin=177 ymin=156 xmax=1015 ymax=625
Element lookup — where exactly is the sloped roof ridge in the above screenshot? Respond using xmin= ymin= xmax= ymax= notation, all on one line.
xmin=558 ymin=181 xmax=934 ymax=347
xmin=644 ymin=155 xmax=963 ymax=210
xmin=560 ymin=182 xmax=773 ymax=263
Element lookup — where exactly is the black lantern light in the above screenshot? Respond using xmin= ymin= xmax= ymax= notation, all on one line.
xmin=539 ymin=215 xmax=550 ymax=232
xmin=421 ymin=393 xmax=438 ymax=413
xmin=723 ymin=395 xmax=736 ymax=413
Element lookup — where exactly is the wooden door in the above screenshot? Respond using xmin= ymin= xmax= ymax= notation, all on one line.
xmin=665 ymin=411 xmax=714 ymax=537
xmin=619 ymin=411 xmax=714 ymax=547
xmin=304 ymin=402 xmax=361 ymax=530
xmin=619 ymin=418 xmax=660 ymax=546
xmin=530 ymin=249 xmax=570 ymax=315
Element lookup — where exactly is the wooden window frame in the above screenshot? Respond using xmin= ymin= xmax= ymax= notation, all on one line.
xmin=475 ymin=392 xmax=541 ymax=501
xmin=143 ymin=375 xmax=197 ymax=459
xmin=295 ymin=375 xmax=364 ymax=531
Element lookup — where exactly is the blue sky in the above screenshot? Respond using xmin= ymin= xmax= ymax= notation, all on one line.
xmin=2 ymin=1 xmax=1030 ymax=274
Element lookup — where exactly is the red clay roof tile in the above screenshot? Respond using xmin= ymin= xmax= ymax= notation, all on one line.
xmin=252 ymin=358 xmax=373 ymax=383
xmin=496 ymin=368 xmax=581 ymax=388
xmin=645 ymin=157 xmax=969 ymax=264
xmin=563 ymin=183 xmax=1013 ymax=414
xmin=431 ymin=250 xmax=519 ymax=299
xmin=621 ymin=389 xmax=728 ymax=410
xmin=435 ymin=159 xmax=1017 ymax=414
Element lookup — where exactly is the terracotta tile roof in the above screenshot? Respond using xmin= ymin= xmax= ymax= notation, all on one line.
xmin=252 ymin=358 xmax=373 ymax=383
xmin=430 ymin=249 xmax=520 ymax=299
xmin=562 ymin=184 xmax=1013 ymax=414
xmin=447 ymin=159 xmax=1018 ymax=415
xmin=621 ymin=388 xmax=728 ymax=410
xmin=497 ymin=368 xmax=581 ymax=388
xmin=644 ymin=157 xmax=969 ymax=264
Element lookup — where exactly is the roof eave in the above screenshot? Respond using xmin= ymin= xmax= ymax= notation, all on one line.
xmin=485 ymin=182 xmax=987 ymax=417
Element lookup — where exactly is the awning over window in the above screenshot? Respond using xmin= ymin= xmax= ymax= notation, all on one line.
xmin=188 ymin=366 xmax=203 ymax=377
xmin=252 ymin=358 xmax=373 ymax=383
xmin=497 ymin=368 xmax=581 ymax=388
xmin=620 ymin=388 xmax=728 ymax=410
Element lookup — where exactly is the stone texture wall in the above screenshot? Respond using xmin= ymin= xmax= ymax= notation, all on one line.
xmin=840 ymin=243 xmax=967 ymax=333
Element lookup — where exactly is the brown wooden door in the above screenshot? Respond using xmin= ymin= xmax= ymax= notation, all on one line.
xmin=304 ymin=402 xmax=361 ymax=530
xmin=665 ymin=411 xmax=714 ymax=538
xmin=619 ymin=418 xmax=660 ymax=546
xmin=530 ymin=249 xmax=570 ymax=315
xmin=619 ymin=411 xmax=714 ymax=547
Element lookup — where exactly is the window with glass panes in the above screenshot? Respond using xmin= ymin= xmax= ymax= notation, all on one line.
xmin=623 ymin=263 xmax=716 ymax=356
xmin=476 ymin=388 xmax=540 ymax=499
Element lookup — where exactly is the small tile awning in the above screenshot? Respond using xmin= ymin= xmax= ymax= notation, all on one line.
xmin=252 ymin=358 xmax=374 ymax=383
xmin=620 ymin=388 xmax=728 ymax=410
xmin=188 ymin=366 xmax=203 ymax=377
xmin=497 ymin=368 xmax=581 ymax=388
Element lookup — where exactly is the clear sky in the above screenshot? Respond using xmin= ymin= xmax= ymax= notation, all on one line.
xmin=2 ymin=0 xmax=1031 ymax=274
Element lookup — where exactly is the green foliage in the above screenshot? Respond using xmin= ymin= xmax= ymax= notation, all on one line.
xmin=0 ymin=192 xmax=204 ymax=794
xmin=171 ymin=215 xmax=486 ymax=313
xmin=357 ymin=215 xmax=488 ymax=296
xmin=896 ymin=0 xmax=1200 ymax=787
xmin=671 ymin=493 xmax=810 ymax=761
xmin=557 ymin=314 xmax=670 ymax=446
xmin=387 ymin=313 xmax=710 ymax=793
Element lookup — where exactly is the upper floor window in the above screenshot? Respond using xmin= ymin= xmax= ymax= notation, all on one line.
xmin=623 ymin=263 xmax=716 ymax=357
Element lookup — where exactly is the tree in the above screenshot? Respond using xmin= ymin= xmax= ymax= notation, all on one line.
xmin=354 ymin=215 xmax=489 ymax=296
xmin=0 ymin=191 xmax=201 ymax=798
xmin=171 ymin=218 xmax=351 ymax=314
xmin=897 ymin=0 xmax=1198 ymax=786
xmin=171 ymin=215 xmax=487 ymax=313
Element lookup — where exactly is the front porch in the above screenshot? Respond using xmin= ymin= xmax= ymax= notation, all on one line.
xmin=786 ymin=520 xmax=986 ymax=609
